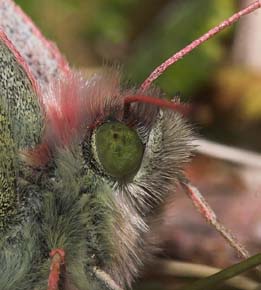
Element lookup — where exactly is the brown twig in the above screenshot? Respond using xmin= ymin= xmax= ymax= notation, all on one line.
xmin=194 ymin=138 xmax=261 ymax=169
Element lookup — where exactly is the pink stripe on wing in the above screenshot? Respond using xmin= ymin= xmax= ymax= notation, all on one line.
xmin=0 ymin=0 xmax=71 ymax=91
xmin=0 ymin=30 xmax=40 ymax=96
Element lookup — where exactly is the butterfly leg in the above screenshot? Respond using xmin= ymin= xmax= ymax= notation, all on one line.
xmin=47 ymin=248 xmax=65 ymax=290
xmin=181 ymin=182 xmax=249 ymax=259
xmin=93 ymin=267 xmax=124 ymax=290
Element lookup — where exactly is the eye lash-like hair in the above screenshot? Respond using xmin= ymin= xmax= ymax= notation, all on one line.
xmin=126 ymin=110 xmax=194 ymax=211
xmin=41 ymin=70 xmax=194 ymax=221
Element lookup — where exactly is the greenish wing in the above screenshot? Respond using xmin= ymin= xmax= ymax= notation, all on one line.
xmin=0 ymin=34 xmax=43 ymax=148
xmin=0 ymin=104 xmax=16 ymax=229
xmin=0 ymin=32 xmax=43 ymax=230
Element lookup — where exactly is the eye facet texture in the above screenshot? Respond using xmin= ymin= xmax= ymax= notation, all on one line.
xmin=94 ymin=121 xmax=144 ymax=180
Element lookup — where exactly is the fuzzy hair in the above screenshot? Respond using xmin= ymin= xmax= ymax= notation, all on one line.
xmin=41 ymin=71 xmax=194 ymax=288
xmin=1 ymin=70 xmax=194 ymax=290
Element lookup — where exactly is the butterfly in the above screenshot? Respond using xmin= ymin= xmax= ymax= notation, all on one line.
xmin=0 ymin=1 xmax=260 ymax=290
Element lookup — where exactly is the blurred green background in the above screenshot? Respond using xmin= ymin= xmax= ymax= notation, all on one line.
xmin=15 ymin=0 xmax=234 ymax=94
xmin=15 ymin=0 xmax=261 ymax=152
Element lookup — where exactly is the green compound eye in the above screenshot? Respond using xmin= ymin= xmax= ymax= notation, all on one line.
xmin=94 ymin=122 xmax=144 ymax=180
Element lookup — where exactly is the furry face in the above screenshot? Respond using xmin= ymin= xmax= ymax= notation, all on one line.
xmin=0 ymin=59 xmax=193 ymax=290
xmin=43 ymin=73 xmax=194 ymax=288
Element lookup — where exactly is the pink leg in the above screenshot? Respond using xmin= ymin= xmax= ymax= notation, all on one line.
xmin=47 ymin=248 xmax=65 ymax=290
xmin=181 ymin=182 xmax=249 ymax=259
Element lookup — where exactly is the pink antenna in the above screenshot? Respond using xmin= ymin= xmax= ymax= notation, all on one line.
xmin=140 ymin=0 xmax=261 ymax=91
xmin=124 ymin=95 xmax=189 ymax=114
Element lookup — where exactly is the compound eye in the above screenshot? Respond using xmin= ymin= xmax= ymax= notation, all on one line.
xmin=94 ymin=121 xmax=144 ymax=180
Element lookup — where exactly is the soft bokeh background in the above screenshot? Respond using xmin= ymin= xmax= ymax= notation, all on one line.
xmin=15 ymin=0 xmax=261 ymax=150
xmin=14 ymin=0 xmax=261 ymax=289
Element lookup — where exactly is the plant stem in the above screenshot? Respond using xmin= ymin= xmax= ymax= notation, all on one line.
xmin=179 ymin=253 xmax=261 ymax=290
